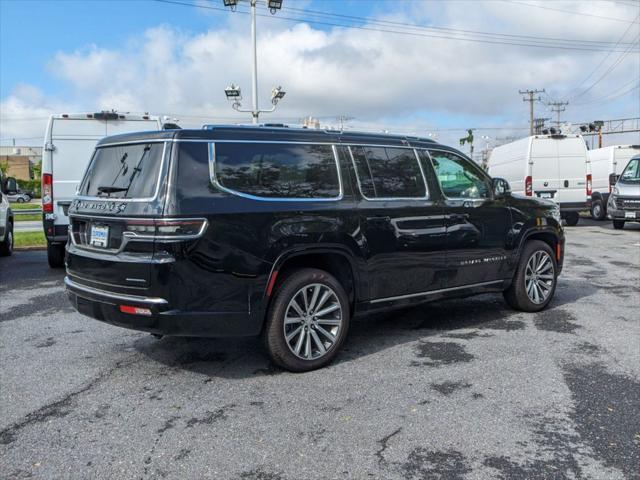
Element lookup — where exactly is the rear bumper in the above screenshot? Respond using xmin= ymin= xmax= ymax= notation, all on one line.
xmin=65 ymin=276 xmax=257 ymax=337
xmin=559 ymin=202 xmax=587 ymax=212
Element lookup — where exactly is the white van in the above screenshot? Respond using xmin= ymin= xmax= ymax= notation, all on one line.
xmin=488 ymin=134 xmax=589 ymax=226
xmin=42 ymin=112 xmax=163 ymax=267
xmin=587 ymin=145 xmax=640 ymax=220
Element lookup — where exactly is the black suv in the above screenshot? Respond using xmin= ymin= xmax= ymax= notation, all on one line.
xmin=65 ymin=126 xmax=565 ymax=371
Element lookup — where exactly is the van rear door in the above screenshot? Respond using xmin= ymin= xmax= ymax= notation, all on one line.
xmin=556 ymin=138 xmax=588 ymax=206
xmin=530 ymin=138 xmax=561 ymax=201
xmin=50 ymin=119 xmax=106 ymax=225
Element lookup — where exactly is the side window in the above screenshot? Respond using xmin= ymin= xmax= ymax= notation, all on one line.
xmin=428 ymin=150 xmax=491 ymax=199
xmin=214 ymin=143 xmax=340 ymax=199
xmin=350 ymin=146 xmax=427 ymax=199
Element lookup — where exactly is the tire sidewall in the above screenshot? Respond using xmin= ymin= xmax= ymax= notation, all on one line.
xmin=265 ymin=268 xmax=350 ymax=372
xmin=514 ymin=241 xmax=558 ymax=312
xmin=591 ymin=201 xmax=604 ymax=220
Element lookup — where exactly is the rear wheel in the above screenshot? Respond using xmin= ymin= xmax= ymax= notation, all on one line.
xmin=0 ymin=222 xmax=13 ymax=256
xmin=47 ymin=242 xmax=65 ymax=268
xmin=263 ymin=268 xmax=350 ymax=372
xmin=590 ymin=200 xmax=605 ymax=220
xmin=564 ymin=212 xmax=579 ymax=226
xmin=613 ymin=219 xmax=625 ymax=230
xmin=503 ymin=240 xmax=557 ymax=312
xmin=16 ymin=197 xmax=25 ymax=203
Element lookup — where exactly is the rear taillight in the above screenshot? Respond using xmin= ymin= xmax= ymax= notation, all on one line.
xmin=525 ymin=176 xmax=532 ymax=196
xmin=123 ymin=218 xmax=207 ymax=240
xmin=119 ymin=305 xmax=152 ymax=316
xmin=42 ymin=173 xmax=53 ymax=213
xmin=586 ymin=174 xmax=592 ymax=196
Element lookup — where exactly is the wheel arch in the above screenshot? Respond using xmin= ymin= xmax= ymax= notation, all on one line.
xmin=517 ymin=228 xmax=563 ymax=267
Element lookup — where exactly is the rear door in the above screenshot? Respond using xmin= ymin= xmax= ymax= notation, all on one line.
xmin=530 ymin=137 xmax=561 ymax=202
xmin=349 ymin=145 xmax=447 ymax=302
xmin=556 ymin=138 xmax=588 ymax=205
xmin=51 ymin=119 xmax=106 ymax=225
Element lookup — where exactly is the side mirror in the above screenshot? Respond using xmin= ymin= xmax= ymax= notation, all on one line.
xmin=609 ymin=173 xmax=620 ymax=186
xmin=493 ymin=177 xmax=511 ymax=198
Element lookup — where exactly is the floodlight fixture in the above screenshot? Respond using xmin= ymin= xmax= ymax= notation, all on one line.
xmin=271 ymin=86 xmax=286 ymax=104
xmin=223 ymin=0 xmax=238 ymax=9
xmin=267 ymin=0 xmax=283 ymax=14
xmin=225 ymin=84 xmax=242 ymax=100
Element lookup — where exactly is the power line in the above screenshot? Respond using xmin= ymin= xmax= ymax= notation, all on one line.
xmin=506 ymin=0 xmax=640 ymax=24
xmin=153 ymin=0 xmax=639 ymax=53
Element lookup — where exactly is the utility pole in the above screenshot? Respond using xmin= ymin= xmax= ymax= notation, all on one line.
xmin=520 ymin=89 xmax=545 ymax=136
xmin=548 ymin=101 xmax=569 ymax=127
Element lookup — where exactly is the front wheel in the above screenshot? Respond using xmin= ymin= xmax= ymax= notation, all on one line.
xmin=0 ymin=222 xmax=13 ymax=256
xmin=591 ymin=200 xmax=605 ymax=220
xmin=613 ymin=219 xmax=625 ymax=230
xmin=503 ymin=240 xmax=557 ymax=312
xmin=564 ymin=212 xmax=579 ymax=226
xmin=16 ymin=197 xmax=25 ymax=203
xmin=263 ymin=268 xmax=350 ymax=372
xmin=47 ymin=242 xmax=65 ymax=268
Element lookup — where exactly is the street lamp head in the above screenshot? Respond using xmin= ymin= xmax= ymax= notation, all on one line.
xmin=267 ymin=0 xmax=283 ymax=14
xmin=271 ymin=86 xmax=286 ymax=104
xmin=223 ymin=0 xmax=238 ymax=8
xmin=225 ymin=84 xmax=242 ymax=100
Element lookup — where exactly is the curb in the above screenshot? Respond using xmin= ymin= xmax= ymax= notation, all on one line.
xmin=14 ymin=246 xmax=47 ymax=251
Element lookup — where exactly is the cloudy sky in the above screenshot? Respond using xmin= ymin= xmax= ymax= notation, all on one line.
xmin=1 ymin=0 xmax=638 ymax=149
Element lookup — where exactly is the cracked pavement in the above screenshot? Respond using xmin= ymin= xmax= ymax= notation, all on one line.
xmin=1 ymin=219 xmax=639 ymax=479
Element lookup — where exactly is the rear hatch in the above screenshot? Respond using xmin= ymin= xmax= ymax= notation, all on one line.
xmin=67 ymin=140 xmax=168 ymax=290
xmin=531 ymin=137 xmax=587 ymax=204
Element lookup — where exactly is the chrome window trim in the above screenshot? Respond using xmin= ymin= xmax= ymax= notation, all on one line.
xmin=69 ymin=215 xmax=208 ymax=254
xmin=75 ymin=141 xmax=171 ymax=203
xmin=347 ymin=145 xmax=430 ymax=202
xmin=208 ymin=141 xmax=344 ymax=202
xmin=370 ymin=280 xmax=504 ymax=304
xmin=423 ymin=148 xmax=494 ymax=202
xmin=65 ymin=276 xmax=168 ymax=305
xmin=96 ymin=138 xmax=171 ymax=147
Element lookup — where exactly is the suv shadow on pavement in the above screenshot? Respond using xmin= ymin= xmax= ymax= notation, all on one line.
xmin=132 ymin=282 xmax=597 ymax=379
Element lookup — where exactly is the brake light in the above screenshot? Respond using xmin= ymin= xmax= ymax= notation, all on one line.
xmin=525 ymin=176 xmax=533 ymax=196
xmin=42 ymin=173 xmax=53 ymax=213
xmin=586 ymin=174 xmax=592 ymax=196
xmin=119 ymin=305 xmax=152 ymax=316
xmin=123 ymin=218 xmax=208 ymax=239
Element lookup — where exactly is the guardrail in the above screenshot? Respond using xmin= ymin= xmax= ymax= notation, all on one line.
xmin=14 ymin=209 xmax=42 ymax=215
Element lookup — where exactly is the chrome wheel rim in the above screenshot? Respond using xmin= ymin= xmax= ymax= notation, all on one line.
xmin=525 ymin=251 xmax=555 ymax=305
xmin=593 ymin=204 xmax=602 ymax=217
xmin=283 ymin=283 xmax=342 ymax=361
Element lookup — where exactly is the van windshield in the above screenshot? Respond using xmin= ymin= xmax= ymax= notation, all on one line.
xmin=619 ymin=158 xmax=640 ymax=184
xmin=79 ymin=143 xmax=164 ymax=198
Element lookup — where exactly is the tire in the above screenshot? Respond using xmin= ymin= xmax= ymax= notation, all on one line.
xmin=17 ymin=197 xmax=25 ymax=203
xmin=564 ymin=212 xmax=579 ymax=226
xmin=263 ymin=268 xmax=350 ymax=372
xmin=613 ymin=219 xmax=625 ymax=230
xmin=47 ymin=242 xmax=65 ymax=268
xmin=590 ymin=200 xmax=605 ymax=221
xmin=0 ymin=222 xmax=13 ymax=256
xmin=503 ymin=240 xmax=558 ymax=312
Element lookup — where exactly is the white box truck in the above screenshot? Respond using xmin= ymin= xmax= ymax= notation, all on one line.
xmin=488 ymin=134 xmax=590 ymax=226
xmin=42 ymin=112 xmax=164 ymax=267
xmin=586 ymin=145 xmax=640 ymax=220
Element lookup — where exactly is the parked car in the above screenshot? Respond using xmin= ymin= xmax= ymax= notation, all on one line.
xmin=42 ymin=111 xmax=165 ymax=268
xmin=488 ymin=134 xmax=589 ymax=226
xmin=65 ymin=126 xmax=565 ymax=372
xmin=587 ymin=145 xmax=640 ymax=220
xmin=0 ymin=171 xmax=14 ymax=256
xmin=607 ymin=154 xmax=640 ymax=229
xmin=7 ymin=191 xmax=31 ymax=203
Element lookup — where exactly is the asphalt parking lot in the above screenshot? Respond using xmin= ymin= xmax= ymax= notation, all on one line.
xmin=1 ymin=220 xmax=639 ymax=480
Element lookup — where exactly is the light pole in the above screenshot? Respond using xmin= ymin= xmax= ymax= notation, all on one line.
xmin=222 ymin=0 xmax=285 ymax=124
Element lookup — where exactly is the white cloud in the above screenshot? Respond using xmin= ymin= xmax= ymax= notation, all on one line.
xmin=1 ymin=0 xmax=638 ymax=147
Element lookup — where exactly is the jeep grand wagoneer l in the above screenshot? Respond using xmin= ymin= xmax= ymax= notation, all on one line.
xmin=65 ymin=126 xmax=565 ymax=371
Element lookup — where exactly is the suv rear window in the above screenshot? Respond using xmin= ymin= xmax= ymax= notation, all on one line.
xmin=79 ymin=143 xmax=164 ymax=199
xmin=350 ymin=146 xmax=427 ymax=199
xmin=213 ymin=143 xmax=340 ymax=199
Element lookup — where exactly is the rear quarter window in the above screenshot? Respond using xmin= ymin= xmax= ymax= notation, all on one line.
xmin=213 ymin=143 xmax=341 ymax=199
